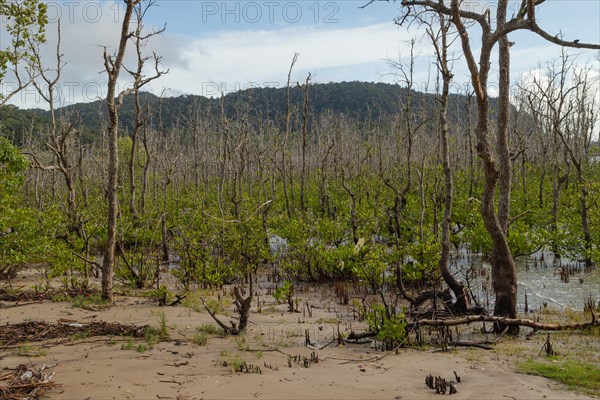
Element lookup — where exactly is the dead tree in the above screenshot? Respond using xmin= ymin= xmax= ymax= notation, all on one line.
xmin=386 ymin=0 xmax=600 ymax=333
xmin=202 ymin=276 xmax=254 ymax=335
xmin=280 ymin=53 xmax=299 ymax=218
xmin=101 ymin=0 xmax=138 ymax=303
xmin=125 ymin=0 xmax=168 ymax=219
xmin=26 ymin=21 xmax=82 ymax=233
xmin=299 ymin=72 xmax=312 ymax=214
xmin=526 ymin=53 xmax=597 ymax=268
xmin=425 ymin=13 xmax=471 ymax=313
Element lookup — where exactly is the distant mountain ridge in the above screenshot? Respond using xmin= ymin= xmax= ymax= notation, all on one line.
xmin=1 ymin=81 xmax=478 ymax=145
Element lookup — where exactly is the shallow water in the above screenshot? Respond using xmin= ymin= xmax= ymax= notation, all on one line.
xmin=450 ymin=249 xmax=599 ymax=312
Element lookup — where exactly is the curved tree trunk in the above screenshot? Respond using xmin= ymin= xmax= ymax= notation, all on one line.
xmin=451 ymin=0 xmax=518 ymax=332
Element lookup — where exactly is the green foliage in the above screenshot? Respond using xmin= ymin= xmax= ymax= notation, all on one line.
xmin=518 ymin=359 xmax=600 ymax=396
xmin=71 ymin=331 xmax=91 ymax=341
xmin=17 ymin=342 xmax=46 ymax=357
xmin=362 ymin=302 xmax=407 ymax=345
xmin=115 ymin=216 xmax=160 ymax=289
xmin=51 ymin=293 xmax=71 ymax=303
xmin=154 ymin=311 xmax=169 ymax=340
xmin=508 ymin=219 xmax=545 ymax=257
xmin=1 ymin=158 xmax=68 ymax=276
xmin=273 ymin=280 xmax=293 ymax=304
xmin=0 ymin=137 xmax=28 ymax=187
xmin=405 ymin=236 xmax=441 ymax=281
xmin=235 ymin=333 xmax=249 ymax=351
xmin=203 ymin=297 xmax=227 ymax=316
xmin=1 ymin=140 xmax=89 ymax=280
xmin=197 ymin=323 xmax=220 ymax=335
xmin=376 ymin=312 xmax=407 ymax=344
xmin=351 ymin=241 xmax=389 ymax=292
xmin=225 ymin=353 xmax=245 ymax=373
xmin=192 ymin=332 xmax=208 ymax=346
xmin=170 ymin=211 xmax=267 ymax=289
xmin=71 ymin=294 xmax=108 ymax=311
xmin=146 ymin=285 xmax=173 ymax=306
xmin=0 ymin=0 xmax=47 ymax=91
xmin=120 ymin=339 xmax=134 ymax=350
xmin=5 ymin=82 xmax=477 ymax=140
xmin=136 ymin=343 xmax=148 ymax=353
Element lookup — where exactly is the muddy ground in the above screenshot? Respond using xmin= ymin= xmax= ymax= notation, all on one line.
xmin=0 ymin=269 xmax=597 ymax=400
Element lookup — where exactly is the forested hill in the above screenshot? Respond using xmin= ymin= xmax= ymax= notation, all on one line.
xmin=1 ymin=81 xmax=480 ymax=145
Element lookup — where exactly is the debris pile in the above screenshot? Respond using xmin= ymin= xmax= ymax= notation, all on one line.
xmin=0 ymin=320 xmax=148 ymax=345
xmin=0 ymin=364 xmax=61 ymax=399
xmin=0 ymin=287 xmax=98 ymax=303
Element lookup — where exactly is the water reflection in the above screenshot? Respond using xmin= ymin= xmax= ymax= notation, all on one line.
xmin=450 ymin=249 xmax=599 ymax=312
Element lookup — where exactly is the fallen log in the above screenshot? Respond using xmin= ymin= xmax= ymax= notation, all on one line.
xmin=412 ymin=313 xmax=598 ymax=331
xmin=451 ymin=341 xmax=493 ymax=350
xmin=200 ymin=297 xmax=239 ymax=335
xmin=346 ymin=331 xmax=377 ymax=341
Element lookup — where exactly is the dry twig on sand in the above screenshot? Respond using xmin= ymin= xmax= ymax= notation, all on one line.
xmin=0 ymin=320 xmax=148 ymax=346
xmin=0 ymin=364 xmax=61 ymax=399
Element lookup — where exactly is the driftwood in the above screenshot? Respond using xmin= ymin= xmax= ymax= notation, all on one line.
xmin=413 ymin=313 xmax=598 ymax=331
xmin=0 ymin=320 xmax=148 ymax=346
xmin=200 ymin=296 xmax=239 ymax=335
xmin=0 ymin=287 xmax=98 ymax=303
xmin=0 ymin=364 xmax=61 ymax=399
xmin=201 ymin=275 xmax=253 ymax=336
xmin=451 ymin=341 xmax=493 ymax=350
xmin=347 ymin=331 xmax=377 ymax=341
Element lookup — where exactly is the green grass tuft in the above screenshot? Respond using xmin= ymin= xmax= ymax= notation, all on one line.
xmin=72 ymin=294 xmax=108 ymax=310
xmin=518 ymin=359 xmax=600 ymax=396
xmin=192 ymin=332 xmax=208 ymax=346
xmin=197 ymin=323 xmax=220 ymax=335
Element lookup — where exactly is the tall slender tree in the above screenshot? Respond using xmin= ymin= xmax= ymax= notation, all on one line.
xmin=379 ymin=0 xmax=600 ymax=331
xmin=101 ymin=0 xmax=138 ymax=303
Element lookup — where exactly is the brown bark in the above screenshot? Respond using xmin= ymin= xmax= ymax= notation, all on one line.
xmin=101 ymin=0 xmax=138 ymax=303
xmin=448 ymin=0 xmax=518 ymax=331
xmin=299 ymin=73 xmax=311 ymax=213
xmin=414 ymin=314 xmax=598 ymax=332
xmin=427 ymin=14 xmax=470 ymax=313
xmin=396 ymin=2 xmax=600 ymax=319
xmin=125 ymin=6 xmax=166 ymax=219
xmin=281 ymin=53 xmax=298 ymax=219
xmin=201 ymin=277 xmax=253 ymax=335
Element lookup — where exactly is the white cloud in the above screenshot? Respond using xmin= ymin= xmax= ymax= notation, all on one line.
xmin=3 ymin=1 xmax=596 ymax=111
xmin=154 ymin=23 xmax=422 ymax=97
xmin=4 ymin=8 xmax=426 ymax=108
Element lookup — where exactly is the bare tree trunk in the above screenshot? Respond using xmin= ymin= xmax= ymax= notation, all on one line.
xmin=395 ymin=0 xmax=598 ymax=331
xmin=427 ymin=13 xmax=470 ymax=313
xmin=101 ymin=0 xmax=137 ymax=303
xmin=281 ymin=53 xmax=298 ymax=218
xmin=299 ymin=73 xmax=311 ymax=213
xmin=465 ymin=93 xmax=475 ymax=199
xmin=126 ymin=6 xmax=166 ymax=219
xmin=342 ymin=171 xmax=358 ymax=245
xmin=451 ymin=0 xmax=518 ymax=331
xmin=496 ymin=16 xmax=512 ymax=234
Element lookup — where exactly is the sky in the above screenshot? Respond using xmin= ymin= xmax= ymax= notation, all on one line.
xmin=1 ymin=0 xmax=599 ymax=109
